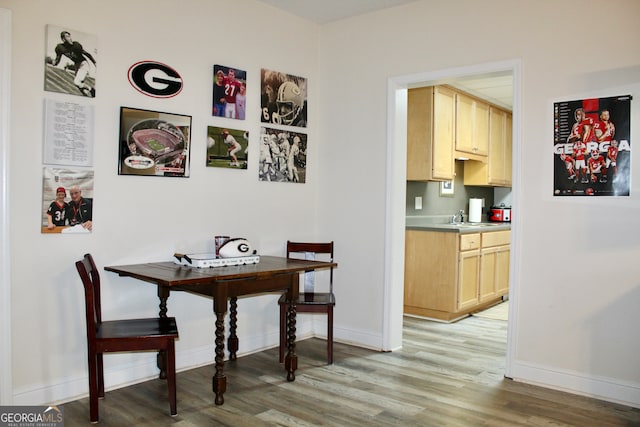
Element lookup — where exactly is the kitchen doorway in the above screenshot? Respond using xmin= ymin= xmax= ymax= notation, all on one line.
xmin=382 ymin=60 xmax=521 ymax=378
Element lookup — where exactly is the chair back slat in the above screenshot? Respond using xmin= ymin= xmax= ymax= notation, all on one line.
xmin=75 ymin=254 xmax=102 ymax=340
xmin=286 ymin=241 xmax=334 ymax=294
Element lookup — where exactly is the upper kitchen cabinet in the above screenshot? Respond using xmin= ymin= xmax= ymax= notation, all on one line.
xmin=455 ymin=92 xmax=489 ymax=159
xmin=464 ymin=106 xmax=512 ymax=187
xmin=407 ymin=86 xmax=455 ymax=181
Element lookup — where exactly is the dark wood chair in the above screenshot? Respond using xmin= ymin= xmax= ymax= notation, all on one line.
xmin=278 ymin=241 xmax=335 ymax=364
xmin=75 ymin=253 xmax=179 ymax=423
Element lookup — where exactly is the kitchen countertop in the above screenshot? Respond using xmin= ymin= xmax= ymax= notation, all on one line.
xmin=406 ymin=218 xmax=511 ymax=233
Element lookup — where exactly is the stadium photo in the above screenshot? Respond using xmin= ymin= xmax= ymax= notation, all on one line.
xmin=206 ymin=126 xmax=249 ymax=169
xmin=118 ymin=107 xmax=192 ymax=177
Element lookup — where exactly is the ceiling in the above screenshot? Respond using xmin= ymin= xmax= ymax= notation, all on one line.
xmin=255 ymin=0 xmax=420 ymax=25
xmin=255 ymin=0 xmax=513 ymax=111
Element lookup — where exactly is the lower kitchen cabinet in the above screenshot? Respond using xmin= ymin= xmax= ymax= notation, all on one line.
xmin=404 ymin=229 xmax=510 ymax=322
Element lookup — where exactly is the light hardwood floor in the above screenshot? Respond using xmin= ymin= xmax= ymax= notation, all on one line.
xmin=62 ymin=315 xmax=640 ymax=426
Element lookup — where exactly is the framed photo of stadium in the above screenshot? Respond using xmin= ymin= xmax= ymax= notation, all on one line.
xmin=553 ymin=95 xmax=631 ymax=196
xmin=118 ymin=107 xmax=192 ymax=177
xmin=206 ymin=126 xmax=249 ymax=169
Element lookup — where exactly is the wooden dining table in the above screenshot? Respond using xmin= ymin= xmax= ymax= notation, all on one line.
xmin=104 ymin=255 xmax=336 ymax=405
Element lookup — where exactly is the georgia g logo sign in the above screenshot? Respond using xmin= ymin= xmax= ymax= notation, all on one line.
xmin=128 ymin=61 xmax=183 ymax=98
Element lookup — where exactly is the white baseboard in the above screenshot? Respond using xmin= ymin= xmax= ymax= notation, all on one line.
xmin=510 ymin=360 xmax=640 ymax=409
xmin=13 ymin=329 xmax=287 ymax=406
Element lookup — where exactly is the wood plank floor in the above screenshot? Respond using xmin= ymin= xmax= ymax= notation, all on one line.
xmin=62 ymin=315 xmax=640 ymax=426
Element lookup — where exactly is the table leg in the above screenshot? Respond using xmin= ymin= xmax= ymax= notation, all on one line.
xmin=228 ymin=297 xmax=238 ymax=361
xmin=285 ymin=299 xmax=297 ymax=381
xmin=212 ymin=304 xmax=227 ymax=405
xmin=157 ymin=285 xmax=170 ymax=379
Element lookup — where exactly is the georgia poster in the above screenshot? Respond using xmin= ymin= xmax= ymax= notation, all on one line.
xmin=553 ymin=95 xmax=631 ymax=196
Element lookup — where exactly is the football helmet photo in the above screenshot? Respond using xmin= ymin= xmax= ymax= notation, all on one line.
xmin=276 ymin=81 xmax=304 ymax=125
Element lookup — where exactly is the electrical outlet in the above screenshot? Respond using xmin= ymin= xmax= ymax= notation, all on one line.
xmin=415 ymin=196 xmax=423 ymax=210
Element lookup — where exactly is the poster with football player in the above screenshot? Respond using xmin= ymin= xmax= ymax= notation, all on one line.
xmin=41 ymin=167 xmax=94 ymax=234
xmin=259 ymin=127 xmax=307 ymax=183
xmin=206 ymin=126 xmax=249 ymax=169
xmin=553 ymin=95 xmax=631 ymax=196
xmin=44 ymin=25 xmax=97 ymax=98
xmin=212 ymin=65 xmax=247 ymax=119
xmin=260 ymin=69 xmax=307 ymax=128
xmin=118 ymin=107 xmax=192 ymax=178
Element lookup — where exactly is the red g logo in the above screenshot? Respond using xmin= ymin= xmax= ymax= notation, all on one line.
xmin=128 ymin=61 xmax=183 ymax=98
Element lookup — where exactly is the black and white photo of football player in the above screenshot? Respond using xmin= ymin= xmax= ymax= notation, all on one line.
xmin=260 ymin=69 xmax=307 ymax=128
xmin=44 ymin=25 xmax=97 ymax=98
xmin=259 ymin=127 xmax=307 ymax=183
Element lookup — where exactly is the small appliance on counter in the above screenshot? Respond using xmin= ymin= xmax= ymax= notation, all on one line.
xmin=488 ymin=204 xmax=512 ymax=222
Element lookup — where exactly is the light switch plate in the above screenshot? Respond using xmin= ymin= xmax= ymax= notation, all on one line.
xmin=415 ymin=196 xmax=422 ymax=210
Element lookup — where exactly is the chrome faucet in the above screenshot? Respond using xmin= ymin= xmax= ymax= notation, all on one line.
xmin=450 ymin=209 xmax=465 ymax=224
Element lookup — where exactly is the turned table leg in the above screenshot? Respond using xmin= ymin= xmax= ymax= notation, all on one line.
xmin=228 ymin=297 xmax=239 ymax=361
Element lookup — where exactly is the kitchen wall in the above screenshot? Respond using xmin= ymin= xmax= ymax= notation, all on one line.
xmin=405 ymin=161 xmax=497 ymax=221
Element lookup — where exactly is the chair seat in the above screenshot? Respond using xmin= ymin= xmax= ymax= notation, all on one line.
xmin=278 ymin=292 xmax=335 ymax=306
xmin=97 ymin=317 xmax=179 ymax=339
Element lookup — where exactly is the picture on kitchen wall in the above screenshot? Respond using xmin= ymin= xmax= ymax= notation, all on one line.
xmin=41 ymin=167 xmax=94 ymax=234
xmin=206 ymin=126 xmax=249 ymax=169
xmin=259 ymin=127 xmax=307 ymax=183
xmin=260 ymin=69 xmax=307 ymax=128
xmin=118 ymin=107 xmax=192 ymax=177
xmin=212 ymin=65 xmax=247 ymax=119
xmin=44 ymin=25 xmax=97 ymax=98
xmin=440 ymin=180 xmax=454 ymax=197
xmin=553 ymin=95 xmax=631 ymax=196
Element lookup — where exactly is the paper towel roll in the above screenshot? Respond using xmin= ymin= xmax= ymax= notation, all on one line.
xmin=469 ymin=198 xmax=482 ymax=223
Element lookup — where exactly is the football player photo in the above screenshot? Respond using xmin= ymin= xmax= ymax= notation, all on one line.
xmin=206 ymin=126 xmax=249 ymax=169
xmin=44 ymin=25 xmax=97 ymax=98
xmin=212 ymin=65 xmax=247 ymax=120
xmin=260 ymin=69 xmax=307 ymax=128
xmin=553 ymin=95 xmax=631 ymax=197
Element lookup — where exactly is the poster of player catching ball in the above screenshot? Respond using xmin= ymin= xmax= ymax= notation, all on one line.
xmin=553 ymin=95 xmax=631 ymax=196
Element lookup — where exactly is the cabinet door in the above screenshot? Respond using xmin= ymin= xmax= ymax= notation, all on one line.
xmin=455 ymin=93 xmax=475 ymax=154
xmin=407 ymin=87 xmax=433 ymax=181
xmin=479 ymin=247 xmax=498 ymax=302
xmin=432 ymin=86 xmax=455 ymax=180
xmin=494 ymin=245 xmax=510 ymax=296
xmin=458 ymin=249 xmax=480 ymax=310
xmin=488 ymin=107 xmax=507 ymax=185
xmin=474 ymin=100 xmax=490 ymax=156
xmin=456 ymin=94 xmax=489 ymax=157
xmin=504 ymin=113 xmax=512 ymax=186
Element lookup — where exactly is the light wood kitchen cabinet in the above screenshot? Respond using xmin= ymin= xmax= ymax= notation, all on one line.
xmin=463 ymin=107 xmax=512 ymax=187
xmin=455 ymin=93 xmax=489 ymax=158
xmin=457 ymin=233 xmax=481 ymax=311
xmin=404 ymin=229 xmax=510 ymax=322
xmin=479 ymin=230 xmax=510 ymax=302
xmin=407 ymin=86 xmax=455 ymax=181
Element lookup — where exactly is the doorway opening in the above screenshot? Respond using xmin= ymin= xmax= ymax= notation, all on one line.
xmin=383 ymin=60 xmax=521 ymax=378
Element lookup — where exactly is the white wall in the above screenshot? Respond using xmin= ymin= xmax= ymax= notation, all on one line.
xmin=1 ymin=0 xmax=326 ymax=405
xmin=2 ymin=0 xmax=640 ymax=410
xmin=316 ymin=0 xmax=640 ymax=407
